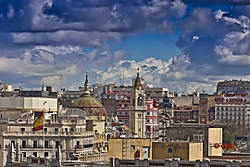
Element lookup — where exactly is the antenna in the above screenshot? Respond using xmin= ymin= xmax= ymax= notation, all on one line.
xmin=120 ymin=73 xmax=122 ymax=86
xmin=42 ymin=79 xmax=44 ymax=91
xmin=60 ymin=75 xmax=63 ymax=91
xmin=122 ymin=70 xmax=124 ymax=86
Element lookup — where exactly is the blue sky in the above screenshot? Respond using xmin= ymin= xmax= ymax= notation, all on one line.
xmin=1 ymin=0 xmax=250 ymax=93
xmin=109 ymin=32 xmax=182 ymax=61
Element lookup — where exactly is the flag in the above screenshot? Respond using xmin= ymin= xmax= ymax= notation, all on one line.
xmin=33 ymin=112 xmax=44 ymax=131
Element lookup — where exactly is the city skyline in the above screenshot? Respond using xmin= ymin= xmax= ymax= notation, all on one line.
xmin=1 ymin=0 xmax=250 ymax=93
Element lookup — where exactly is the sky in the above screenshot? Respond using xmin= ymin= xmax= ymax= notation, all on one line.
xmin=1 ymin=0 xmax=250 ymax=93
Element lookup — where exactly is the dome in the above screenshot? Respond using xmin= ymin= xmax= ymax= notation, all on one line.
xmin=72 ymin=73 xmax=107 ymax=116
xmin=160 ymin=96 xmax=172 ymax=109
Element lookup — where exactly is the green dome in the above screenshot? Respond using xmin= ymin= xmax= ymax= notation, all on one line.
xmin=72 ymin=73 xmax=107 ymax=116
xmin=72 ymin=95 xmax=107 ymax=116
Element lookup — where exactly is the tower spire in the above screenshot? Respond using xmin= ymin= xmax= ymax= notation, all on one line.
xmin=83 ymin=72 xmax=90 ymax=96
xmin=134 ymin=68 xmax=142 ymax=90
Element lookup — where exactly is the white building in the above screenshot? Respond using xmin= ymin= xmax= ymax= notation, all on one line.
xmin=0 ymin=110 xmax=94 ymax=167
xmin=0 ymin=97 xmax=57 ymax=112
xmin=215 ymin=95 xmax=250 ymax=128
xmin=0 ymin=82 xmax=12 ymax=92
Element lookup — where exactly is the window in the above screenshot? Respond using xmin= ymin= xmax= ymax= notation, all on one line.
xmin=22 ymin=152 xmax=26 ymax=158
xmin=33 ymin=152 xmax=37 ymax=157
xmin=44 ymin=128 xmax=47 ymax=132
xmin=44 ymin=141 xmax=49 ymax=148
xmin=69 ymin=152 xmax=74 ymax=157
xmin=21 ymin=140 xmax=26 ymax=148
xmin=56 ymin=141 xmax=60 ymax=148
xmin=76 ymin=141 xmax=80 ymax=148
xmin=11 ymin=141 xmax=15 ymax=148
xmin=54 ymin=128 xmax=58 ymax=132
xmin=33 ymin=141 xmax=38 ymax=148
xmin=168 ymin=148 xmax=173 ymax=153
xmin=193 ymin=134 xmax=204 ymax=141
xmin=21 ymin=128 xmax=25 ymax=132
xmin=44 ymin=152 xmax=48 ymax=157
xmin=131 ymin=145 xmax=135 ymax=150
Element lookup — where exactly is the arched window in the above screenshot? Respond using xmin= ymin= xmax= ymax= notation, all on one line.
xmin=138 ymin=96 xmax=143 ymax=106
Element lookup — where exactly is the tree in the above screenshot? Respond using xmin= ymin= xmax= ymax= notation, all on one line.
xmin=223 ymin=129 xmax=234 ymax=144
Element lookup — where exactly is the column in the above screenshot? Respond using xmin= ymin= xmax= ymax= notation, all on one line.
xmin=232 ymin=160 xmax=241 ymax=167
xmin=173 ymin=159 xmax=179 ymax=167
xmin=226 ymin=160 xmax=232 ymax=167
xmin=135 ymin=158 xmax=140 ymax=167
xmin=164 ymin=159 xmax=171 ymax=167
xmin=143 ymin=159 xmax=149 ymax=167
xmin=204 ymin=159 xmax=210 ymax=167
xmin=195 ymin=160 xmax=200 ymax=167
xmin=114 ymin=158 xmax=120 ymax=167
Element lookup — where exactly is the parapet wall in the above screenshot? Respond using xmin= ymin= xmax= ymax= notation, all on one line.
xmin=111 ymin=158 xmax=250 ymax=167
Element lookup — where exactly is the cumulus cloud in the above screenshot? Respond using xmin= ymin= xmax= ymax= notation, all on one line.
xmin=183 ymin=0 xmax=250 ymax=5
xmin=0 ymin=46 xmax=130 ymax=90
xmin=0 ymin=0 xmax=187 ymax=47
xmin=175 ymin=4 xmax=250 ymax=80
xmin=2 ymin=0 xmax=250 ymax=94
xmin=92 ymin=56 xmax=222 ymax=94
xmin=0 ymin=0 xmax=189 ymax=91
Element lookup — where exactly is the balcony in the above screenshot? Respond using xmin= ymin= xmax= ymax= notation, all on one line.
xmin=1 ymin=131 xmax=94 ymax=138
xmin=145 ymin=131 xmax=158 ymax=134
xmin=20 ymin=145 xmax=55 ymax=149
xmin=94 ymin=135 xmax=105 ymax=143
xmin=75 ymin=144 xmax=93 ymax=149
xmin=128 ymin=106 xmax=147 ymax=111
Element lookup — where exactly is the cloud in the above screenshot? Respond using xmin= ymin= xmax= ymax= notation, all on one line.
xmin=91 ymin=56 xmax=221 ymax=94
xmin=0 ymin=0 xmax=187 ymax=90
xmin=0 ymin=0 xmax=187 ymax=47
xmin=93 ymin=54 xmax=250 ymax=94
xmin=2 ymin=0 xmax=250 ymax=94
xmin=175 ymin=5 xmax=250 ymax=80
xmin=183 ymin=0 xmax=250 ymax=5
xmin=0 ymin=46 xmax=130 ymax=90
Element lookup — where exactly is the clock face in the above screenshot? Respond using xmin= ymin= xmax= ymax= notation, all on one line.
xmin=202 ymin=119 xmax=205 ymax=122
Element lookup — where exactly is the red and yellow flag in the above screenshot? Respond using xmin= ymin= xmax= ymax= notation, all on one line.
xmin=33 ymin=112 xmax=44 ymax=131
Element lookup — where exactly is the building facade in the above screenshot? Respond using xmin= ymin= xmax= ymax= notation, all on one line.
xmin=217 ymin=80 xmax=250 ymax=95
xmin=0 ymin=112 xmax=95 ymax=167
xmin=214 ymin=95 xmax=250 ymax=128
xmin=129 ymin=69 xmax=147 ymax=138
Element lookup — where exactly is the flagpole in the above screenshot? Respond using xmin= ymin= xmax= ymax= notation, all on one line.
xmin=43 ymin=101 xmax=47 ymax=166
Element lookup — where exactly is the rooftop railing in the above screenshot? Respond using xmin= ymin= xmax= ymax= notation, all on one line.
xmin=0 ymin=131 xmax=94 ymax=137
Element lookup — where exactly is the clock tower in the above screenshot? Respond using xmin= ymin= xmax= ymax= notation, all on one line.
xmin=129 ymin=68 xmax=147 ymax=138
